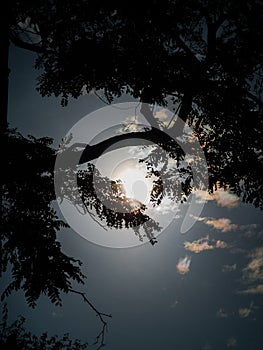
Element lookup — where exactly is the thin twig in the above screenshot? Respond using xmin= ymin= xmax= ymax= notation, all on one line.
xmin=68 ymin=288 xmax=112 ymax=350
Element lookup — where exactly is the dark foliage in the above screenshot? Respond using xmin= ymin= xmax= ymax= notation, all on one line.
xmin=6 ymin=0 xmax=263 ymax=208
xmin=1 ymin=129 xmax=85 ymax=307
xmin=0 ymin=304 xmax=88 ymax=350
xmin=2 ymin=1 xmax=263 ymax=348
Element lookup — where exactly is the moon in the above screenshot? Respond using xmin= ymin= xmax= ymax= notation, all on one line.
xmin=111 ymin=158 xmax=153 ymax=204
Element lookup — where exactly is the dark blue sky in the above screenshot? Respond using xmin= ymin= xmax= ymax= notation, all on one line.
xmin=2 ymin=44 xmax=263 ymax=350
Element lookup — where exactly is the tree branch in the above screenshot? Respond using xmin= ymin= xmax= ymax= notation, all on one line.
xmin=55 ymin=127 xmax=183 ymax=171
xmin=9 ymin=32 xmax=47 ymax=53
xmin=68 ymin=288 xmax=112 ymax=350
xmin=246 ymin=91 xmax=263 ymax=108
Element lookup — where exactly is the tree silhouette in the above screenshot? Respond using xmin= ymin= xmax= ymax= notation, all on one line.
xmin=1 ymin=129 xmax=111 ymax=349
xmin=4 ymin=0 xmax=262 ymax=207
xmin=2 ymin=0 xmax=263 ymax=348
xmin=1 ymin=129 xmax=85 ymax=307
xmin=0 ymin=304 xmax=89 ymax=350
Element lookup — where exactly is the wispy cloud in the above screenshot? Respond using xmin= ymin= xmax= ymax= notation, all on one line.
xmin=238 ymin=302 xmax=254 ymax=318
xmin=239 ymin=284 xmax=263 ymax=295
xmin=184 ymin=236 xmax=213 ymax=253
xmin=222 ymin=263 xmax=237 ymax=272
xmin=238 ymin=247 xmax=263 ymax=295
xmin=191 ymin=215 xmax=250 ymax=233
xmin=214 ymin=190 xmax=239 ymax=208
xmin=170 ymin=300 xmax=179 ymax=308
xmin=226 ymin=337 xmax=237 ymax=347
xmin=176 ymin=256 xmax=191 ymax=275
xmin=51 ymin=311 xmax=63 ymax=319
xmin=215 ymin=240 xmax=228 ymax=248
xmin=243 ymin=247 xmax=263 ymax=282
xmin=195 ymin=189 xmax=239 ymax=208
xmin=155 ymin=109 xmax=169 ymax=120
xmin=184 ymin=236 xmax=228 ymax=253
xmin=205 ymin=218 xmax=238 ymax=232
xmin=216 ymin=308 xmax=228 ymax=318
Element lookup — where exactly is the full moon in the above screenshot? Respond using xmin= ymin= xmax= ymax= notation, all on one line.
xmin=113 ymin=165 xmax=152 ymax=204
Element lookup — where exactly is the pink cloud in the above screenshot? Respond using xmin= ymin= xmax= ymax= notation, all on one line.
xmin=214 ymin=190 xmax=239 ymax=208
xmin=216 ymin=240 xmax=228 ymax=248
xmin=206 ymin=218 xmax=238 ymax=232
xmin=238 ymin=307 xmax=252 ymax=318
xmin=176 ymin=256 xmax=191 ymax=275
xmin=184 ymin=236 xmax=228 ymax=253
xmin=195 ymin=189 xmax=239 ymax=208
xmin=184 ymin=236 xmax=214 ymax=253
xmin=239 ymin=284 xmax=263 ymax=295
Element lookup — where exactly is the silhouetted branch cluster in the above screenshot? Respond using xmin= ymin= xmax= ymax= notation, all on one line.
xmin=1 ymin=129 xmax=85 ymax=307
xmin=2 ymin=2 xmax=263 ymax=349
xmin=56 ymin=159 xmax=162 ymax=245
xmin=0 ymin=303 xmax=89 ymax=350
xmin=1 ymin=129 xmax=112 ymax=347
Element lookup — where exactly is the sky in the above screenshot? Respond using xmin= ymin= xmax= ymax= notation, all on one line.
xmin=2 ymin=44 xmax=263 ymax=350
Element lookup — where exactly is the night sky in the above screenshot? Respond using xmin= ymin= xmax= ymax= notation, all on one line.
xmin=2 ymin=43 xmax=263 ymax=350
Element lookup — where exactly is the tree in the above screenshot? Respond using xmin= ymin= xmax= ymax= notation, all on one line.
xmin=2 ymin=0 xmax=263 ymax=347
xmin=1 ymin=129 xmax=111 ymax=349
xmin=4 ymin=0 xmax=263 ymax=207
xmin=0 ymin=304 xmax=89 ymax=350
xmin=1 ymin=129 xmax=84 ymax=307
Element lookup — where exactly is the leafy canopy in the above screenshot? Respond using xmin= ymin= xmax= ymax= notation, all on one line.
xmin=1 ymin=129 xmax=85 ymax=307
xmin=8 ymin=0 xmax=263 ymax=208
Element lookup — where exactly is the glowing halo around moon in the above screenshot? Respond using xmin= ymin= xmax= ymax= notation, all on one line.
xmin=54 ymin=102 xmax=209 ymax=248
xmin=111 ymin=158 xmax=154 ymax=204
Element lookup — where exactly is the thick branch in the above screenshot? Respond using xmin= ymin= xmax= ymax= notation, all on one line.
xmin=78 ymin=128 xmax=180 ymax=164
xmin=56 ymin=127 xmax=182 ymax=168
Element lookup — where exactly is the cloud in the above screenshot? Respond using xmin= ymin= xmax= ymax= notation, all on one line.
xmin=192 ymin=215 xmax=257 ymax=236
xmin=195 ymin=190 xmax=214 ymax=203
xmin=226 ymin=337 xmax=237 ymax=347
xmin=205 ymin=218 xmax=238 ymax=232
xmin=222 ymin=264 xmax=237 ymax=272
xmin=184 ymin=236 xmax=213 ymax=253
xmin=238 ymin=247 xmax=263 ymax=295
xmin=243 ymin=247 xmax=263 ymax=282
xmin=176 ymin=256 xmax=191 ymax=275
xmin=155 ymin=109 xmax=169 ymax=120
xmin=51 ymin=311 xmax=63 ymax=319
xmin=184 ymin=236 xmax=228 ymax=254
xmin=121 ymin=115 xmax=143 ymax=132
xmin=215 ymin=240 xmax=228 ymax=248
xmin=238 ymin=284 xmax=263 ymax=295
xmin=170 ymin=300 xmax=179 ymax=308
xmin=160 ymin=119 xmax=176 ymax=129
xmin=214 ymin=190 xmax=239 ymax=208
xmin=195 ymin=189 xmax=239 ymax=208
xmin=216 ymin=308 xmax=228 ymax=318
xmin=151 ymin=196 xmax=180 ymax=215
xmin=238 ymin=302 xmax=254 ymax=318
